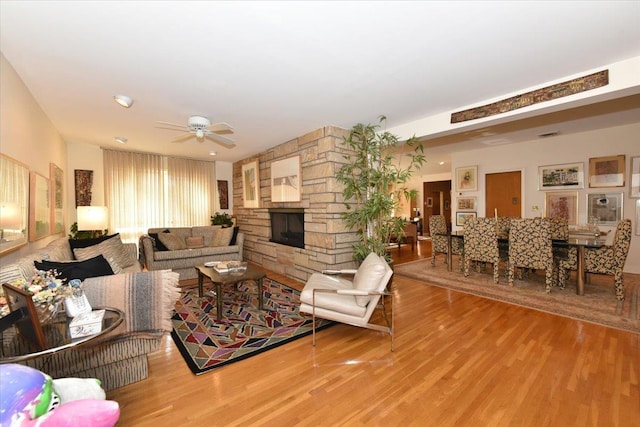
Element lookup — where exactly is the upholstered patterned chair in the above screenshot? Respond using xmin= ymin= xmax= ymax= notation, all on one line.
xmin=558 ymin=219 xmax=632 ymax=300
xmin=507 ymin=218 xmax=554 ymax=292
xmin=429 ymin=215 xmax=463 ymax=270
xmin=463 ymin=217 xmax=501 ymax=283
xmin=545 ymin=217 xmax=569 ymax=282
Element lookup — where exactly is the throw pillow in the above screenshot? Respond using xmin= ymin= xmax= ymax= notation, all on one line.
xmin=229 ymin=227 xmax=240 ymax=246
xmin=157 ymin=232 xmax=187 ymax=251
xmin=210 ymin=227 xmax=234 ymax=247
xmin=186 ymin=236 xmax=205 ymax=249
xmin=69 ymin=233 xmax=119 ymax=253
xmin=148 ymin=233 xmax=169 ymax=251
xmin=73 ymin=234 xmax=134 ymax=268
xmin=352 ymin=253 xmax=389 ymax=307
xmin=35 ymin=255 xmax=114 ymax=282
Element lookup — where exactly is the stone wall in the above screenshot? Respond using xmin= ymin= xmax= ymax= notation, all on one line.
xmin=233 ymin=126 xmax=358 ymax=284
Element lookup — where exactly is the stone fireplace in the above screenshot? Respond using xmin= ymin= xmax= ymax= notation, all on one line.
xmin=232 ymin=126 xmax=358 ymax=283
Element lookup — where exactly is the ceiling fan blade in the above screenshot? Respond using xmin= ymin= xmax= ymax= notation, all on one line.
xmin=205 ymin=133 xmax=236 ymax=147
xmin=171 ymin=133 xmax=195 ymax=143
xmin=157 ymin=120 xmax=187 ymax=129
xmin=208 ymin=122 xmax=234 ymax=133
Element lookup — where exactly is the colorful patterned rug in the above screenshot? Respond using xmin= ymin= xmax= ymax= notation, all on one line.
xmin=171 ymin=278 xmax=332 ymax=374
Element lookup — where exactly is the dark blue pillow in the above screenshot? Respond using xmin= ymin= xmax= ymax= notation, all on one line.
xmin=229 ymin=227 xmax=240 ymax=246
xmin=148 ymin=233 xmax=169 ymax=251
xmin=69 ymin=233 xmax=119 ymax=255
xmin=34 ymin=255 xmax=114 ymax=282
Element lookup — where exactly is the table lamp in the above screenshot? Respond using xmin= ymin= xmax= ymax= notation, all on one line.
xmin=77 ymin=206 xmax=108 ymax=238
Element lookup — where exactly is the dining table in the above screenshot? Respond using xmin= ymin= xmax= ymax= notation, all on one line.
xmin=436 ymin=231 xmax=606 ymax=295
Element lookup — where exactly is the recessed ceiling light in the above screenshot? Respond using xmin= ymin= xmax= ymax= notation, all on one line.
xmin=113 ymin=94 xmax=133 ymax=108
xmin=439 ymin=161 xmax=445 ymax=165
xmin=209 ymin=151 xmax=217 ymax=156
xmin=115 ymin=136 xmax=128 ymax=144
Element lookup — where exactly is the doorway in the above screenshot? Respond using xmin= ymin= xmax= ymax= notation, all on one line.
xmin=485 ymin=171 xmax=521 ymax=217
xmin=423 ymin=180 xmax=452 ymax=235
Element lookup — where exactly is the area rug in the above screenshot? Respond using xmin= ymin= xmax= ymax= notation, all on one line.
xmin=394 ymin=260 xmax=639 ymax=334
xmin=171 ymin=278 xmax=332 ymax=374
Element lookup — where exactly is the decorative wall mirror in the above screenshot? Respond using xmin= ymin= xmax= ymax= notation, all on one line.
xmin=0 ymin=154 xmax=29 ymax=254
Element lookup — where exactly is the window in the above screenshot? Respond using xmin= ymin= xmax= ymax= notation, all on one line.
xmin=103 ymin=150 xmax=217 ymax=243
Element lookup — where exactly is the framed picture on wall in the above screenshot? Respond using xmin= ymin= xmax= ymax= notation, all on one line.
xmin=544 ymin=191 xmax=578 ymax=225
xmin=456 ymin=196 xmax=476 ymax=211
xmin=271 ymin=156 xmax=301 ymax=202
xmin=538 ymin=162 xmax=584 ymax=190
xmin=588 ymin=155 xmax=625 ymax=188
xmin=0 ymin=154 xmax=29 ymax=255
xmin=636 ymin=200 xmax=640 ymax=236
xmin=587 ymin=192 xmax=623 ymax=226
xmin=29 ymin=172 xmax=51 ymax=241
xmin=50 ymin=163 xmax=64 ymax=234
xmin=242 ymin=160 xmax=260 ymax=208
xmin=217 ymin=180 xmax=229 ymax=209
xmin=455 ymin=211 xmax=476 ymax=226
xmin=630 ymin=156 xmax=640 ymax=198
xmin=455 ymin=165 xmax=478 ymax=192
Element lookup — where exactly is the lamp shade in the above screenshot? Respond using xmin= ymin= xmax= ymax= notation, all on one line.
xmin=0 ymin=202 xmax=21 ymax=230
xmin=77 ymin=206 xmax=108 ymax=231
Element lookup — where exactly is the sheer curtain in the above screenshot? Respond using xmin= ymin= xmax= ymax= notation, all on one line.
xmin=103 ymin=150 xmax=217 ymax=244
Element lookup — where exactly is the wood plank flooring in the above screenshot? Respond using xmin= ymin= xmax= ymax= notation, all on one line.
xmin=108 ymin=240 xmax=639 ymax=426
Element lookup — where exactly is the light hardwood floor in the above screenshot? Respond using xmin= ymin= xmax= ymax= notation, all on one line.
xmin=108 ymin=240 xmax=639 ymax=426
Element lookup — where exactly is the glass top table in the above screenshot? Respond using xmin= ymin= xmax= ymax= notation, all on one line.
xmin=0 ymin=307 xmax=124 ymax=363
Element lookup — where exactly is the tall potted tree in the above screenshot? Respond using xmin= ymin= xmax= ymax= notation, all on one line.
xmin=337 ymin=116 xmax=425 ymax=262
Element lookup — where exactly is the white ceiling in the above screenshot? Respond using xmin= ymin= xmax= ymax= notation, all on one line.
xmin=1 ymin=1 xmax=639 ymax=173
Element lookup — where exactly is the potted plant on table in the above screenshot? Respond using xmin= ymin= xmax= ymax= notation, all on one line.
xmin=337 ymin=116 xmax=425 ymax=263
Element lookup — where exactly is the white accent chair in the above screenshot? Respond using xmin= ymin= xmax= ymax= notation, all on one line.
xmin=299 ymin=252 xmax=395 ymax=350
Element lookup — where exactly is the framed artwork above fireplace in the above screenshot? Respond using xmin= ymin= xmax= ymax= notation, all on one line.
xmin=242 ymin=160 xmax=260 ymax=208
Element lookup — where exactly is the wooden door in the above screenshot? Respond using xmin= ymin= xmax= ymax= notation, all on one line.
xmin=485 ymin=171 xmax=521 ymax=217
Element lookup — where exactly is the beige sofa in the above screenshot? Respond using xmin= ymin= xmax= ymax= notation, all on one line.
xmin=139 ymin=226 xmax=245 ymax=280
xmin=0 ymin=236 xmax=180 ymax=391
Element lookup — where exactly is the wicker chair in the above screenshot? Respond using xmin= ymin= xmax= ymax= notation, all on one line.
xmin=463 ymin=217 xmax=500 ymax=283
xmin=429 ymin=215 xmax=463 ymax=270
xmin=507 ymin=218 xmax=554 ymax=293
xmin=558 ymin=219 xmax=632 ymax=300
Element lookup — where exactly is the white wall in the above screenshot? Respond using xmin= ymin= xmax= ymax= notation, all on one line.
xmin=450 ymin=122 xmax=640 ymax=273
xmin=0 ymin=53 xmax=67 ymax=264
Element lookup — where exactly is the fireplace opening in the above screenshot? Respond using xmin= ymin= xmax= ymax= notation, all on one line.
xmin=269 ymin=208 xmax=304 ymax=249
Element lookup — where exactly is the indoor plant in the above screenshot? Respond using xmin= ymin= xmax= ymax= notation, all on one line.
xmin=211 ymin=212 xmax=234 ymax=227
xmin=336 ymin=116 xmax=425 ymax=262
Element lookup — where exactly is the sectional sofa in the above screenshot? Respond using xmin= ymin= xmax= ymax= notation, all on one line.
xmin=0 ymin=235 xmax=180 ymax=390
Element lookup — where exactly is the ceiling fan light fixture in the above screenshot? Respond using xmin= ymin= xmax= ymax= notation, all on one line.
xmin=113 ymin=94 xmax=133 ymax=108
xmin=114 ymin=136 xmax=128 ymax=144
xmin=195 ymin=129 xmax=205 ymax=139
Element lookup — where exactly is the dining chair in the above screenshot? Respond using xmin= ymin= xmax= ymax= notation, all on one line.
xmin=544 ymin=217 xmax=569 ymax=283
xmin=429 ymin=215 xmax=463 ymax=270
xmin=463 ymin=217 xmax=501 ymax=283
xmin=507 ymin=218 xmax=555 ymax=293
xmin=558 ymin=219 xmax=632 ymax=300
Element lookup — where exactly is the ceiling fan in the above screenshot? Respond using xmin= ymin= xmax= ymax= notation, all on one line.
xmin=157 ymin=115 xmax=235 ymax=147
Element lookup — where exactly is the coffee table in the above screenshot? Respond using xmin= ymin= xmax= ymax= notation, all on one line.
xmin=195 ymin=264 xmax=267 ymax=320
xmin=0 ymin=307 xmax=124 ymax=363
